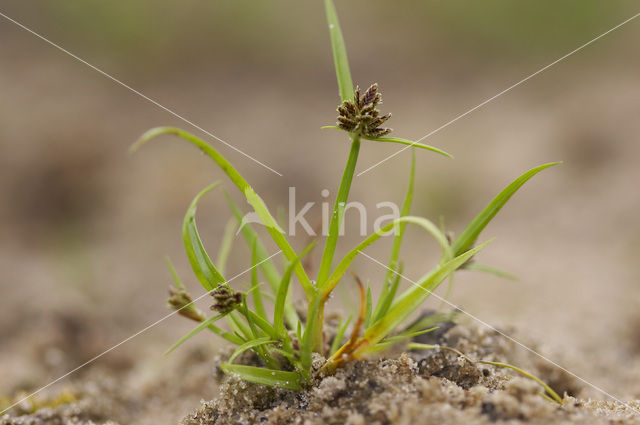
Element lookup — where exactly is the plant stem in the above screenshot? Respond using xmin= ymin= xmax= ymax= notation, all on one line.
xmin=311 ymin=302 xmax=326 ymax=355
xmin=317 ymin=134 xmax=361 ymax=285
xmin=312 ymin=134 xmax=361 ymax=352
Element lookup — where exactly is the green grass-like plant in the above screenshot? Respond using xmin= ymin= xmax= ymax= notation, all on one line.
xmin=131 ymin=0 xmax=559 ymax=390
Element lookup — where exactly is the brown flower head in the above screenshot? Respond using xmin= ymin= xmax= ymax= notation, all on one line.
xmin=336 ymin=83 xmax=392 ymax=138
xmin=168 ymin=286 xmax=205 ymax=323
xmin=210 ymin=285 xmax=242 ymax=314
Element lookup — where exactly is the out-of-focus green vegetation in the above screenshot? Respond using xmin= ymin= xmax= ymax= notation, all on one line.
xmin=389 ymin=1 xmax=627 ymax=54
xmin=5 ymin=0 xmax=632 ymax=73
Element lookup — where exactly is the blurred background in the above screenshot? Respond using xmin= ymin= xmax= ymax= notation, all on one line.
xmin=1 ymin=0 xmax=639 ymax=422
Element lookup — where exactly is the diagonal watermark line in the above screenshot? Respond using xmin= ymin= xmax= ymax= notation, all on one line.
xmin=0 ymin=250 xmax=282 ymax=416
xmin=357 ymin=10 xmax=640 ymax=177
xmin=358 ymin=250 xmax=640 ymax=414
xmin=0 ymin=10 xmax=282 ymax=177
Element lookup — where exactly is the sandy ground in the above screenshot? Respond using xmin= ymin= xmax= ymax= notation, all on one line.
xmin=1 ymin=8 xmax=640 ymax=422
xmin=182 ymin=322 xmax=640 ymax=425
xmin=3 ymin=320 xmax=640 ymax=424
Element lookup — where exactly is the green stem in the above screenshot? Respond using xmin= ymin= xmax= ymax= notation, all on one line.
xmin=317 ymin=135 xmax=361 ymax=285
xmin=313 ymin=135 xmax=360 ymax=353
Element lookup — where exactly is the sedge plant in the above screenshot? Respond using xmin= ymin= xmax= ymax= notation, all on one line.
xmin=131 ymin=0 xmax=559 ymax=392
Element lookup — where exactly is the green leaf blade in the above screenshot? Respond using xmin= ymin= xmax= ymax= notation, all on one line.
xmin=250 ymin=238 xmax=268 ymax=321
xmin=362 ymin=136 xmax=453 ymax=159
xmin=373 ymin=150 xmax=415 ymax=323
xmin=273 ymin=242 xmax=316 ymax=338
xmin=364 ymin=283 xmax=373 ymax=329
xmin=182 ymin=182 xmax=225 ymax=291
xmin=451 ymin=162 xmax=560 ymax=257
xmin=165 ymin=313 xmax=235 ymax=355
xmin=221 ymin=364 xmax=303 ymax=390
xmin=464 ymin=263 xmax=518 ymax=280
xmin=216 ymin=218 xmax=237 ymax=276
xmin=354 ymin=241 xmax=490 ymax=355
xmin=321 ymin=216 xmax=451 ymax=297
xmin=372 ymin=262 xmax=403 ymax=326
xmin=227 ymin=337 xmax=276 ymax=364
xmin=132 ymin=127 xmax=314 ymax=298
xmin=325 ymin=0 xmax=353 ymax=102
xmin=329 ymin=315 xmax=352 ymax=356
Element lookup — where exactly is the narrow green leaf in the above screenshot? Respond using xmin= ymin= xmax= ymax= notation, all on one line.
xmin=464 ymin=262 xmax=518 ymax=280
xmin=276 ymin=206 xmax=287 ymax=244
xmin=241 ymin=297 xmax=263 ymax=340
xmin=216 ymin=218 xmax=237 ymax=276
xmin=390 ymin=242 xmax=489 ymax=311
xmin=329 ymin=315 xmax=352 ymax=356
xmin=300 ymin=295 xmax=323 ymax=373
xmin=480 ymin=361 xmax=562 ymax=404
xmin=225 ymin=191 xmax=282 ymax=291
xmin=406 ymin=342 xmax=468 ymax=359
xmin=250 ymin=237 xmax=268 ymax=320
xmin=320 ymin=216 xmax=451 ymax=297
xmin=322 ymin=129 xmax=453 ymax=159
xmin=165 ymin=313 xmax=234 ymax=355
xmin=182 ymin=182 xmax=225 ymax=291
xmin=451 ymin=162 xmax=560 ymax=256
xmin=165 ymin=256 xmax=185 ymax=290
xmin=227 ymin=337 xmax=276 ymax=364
xmin=269 ymin=347 xmax=297 ymax=364
xmin=274 ymin=242 xmax=316 ymax=338
xmin=439 ymin=215 xmax=447 ymax=235
xmin=225 ymin=191 xmax=300 ymax=330
xmin=353 ymin=241 xmax=489 ymax=356
xmin=373 ymin=150 xmax=415 ymax=323
xmin=364 ymin=283 xmax=373 ymax=328
xmin=237 ymin=302 xmax=277 ymax=369
xmin=296 ymin=320 xmax=303 ymax=342
xmin=369 ymin=327 xmax=437 ymax=353
xmin=229 ymin=311 xmax=253 ymax=341
xmin=221 ymin=364 xmax=303 ymax=390
xmin=206 ymin=323 xmax=245 ymax=345
xmin=405 ymin=310 xmax=459 ymax=334
xmin=132 ymin=127 xmax=314 ymax=298
xmin=371 ymin=262 xmax=403 ymax=327
xmin=324 ymin=0 xmax=354 ymax=102
xmin=245 ymin=309 xmax=278 ymax=339
xmin=363 ymin=136 xmax=452 ymax=159
xmin=384 ymin=327 xmax=438 ymax=344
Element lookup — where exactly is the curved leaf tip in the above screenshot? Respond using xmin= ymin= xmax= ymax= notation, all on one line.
xmin=183 ymin=182 xmax=226 ymax=291
xmin=451 ymin=161 xmax=561 ymax=256
xmin=130 ymin=126 xmax=180 ymax=154
xmin=192 ymin=181 xmax=223 ymax=203
xmin=364 ymin=136 xmax=454 ymax=159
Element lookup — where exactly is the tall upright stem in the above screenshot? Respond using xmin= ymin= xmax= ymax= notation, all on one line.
xmin=317 ymin=135 xmax=361 ymax=285
xmin=311 ymin=134 xmax=360 ymax=353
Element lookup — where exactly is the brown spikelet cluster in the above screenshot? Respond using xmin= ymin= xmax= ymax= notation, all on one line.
xmin=210 ymin=286 xmax=242 ymax=314
xmin=337 ymin=83 xmax=392 ymax=138
xmin=168 ymin=287 xmax=206 ymax=322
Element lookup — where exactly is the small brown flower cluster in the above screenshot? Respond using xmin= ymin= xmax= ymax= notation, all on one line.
xmin=337 ymin=83 xmax=392 ymax=138
xmin=168 ymin=287 xmax=205 ymax=322
xmin=210 ymin=286 xmax=242 ymax=314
